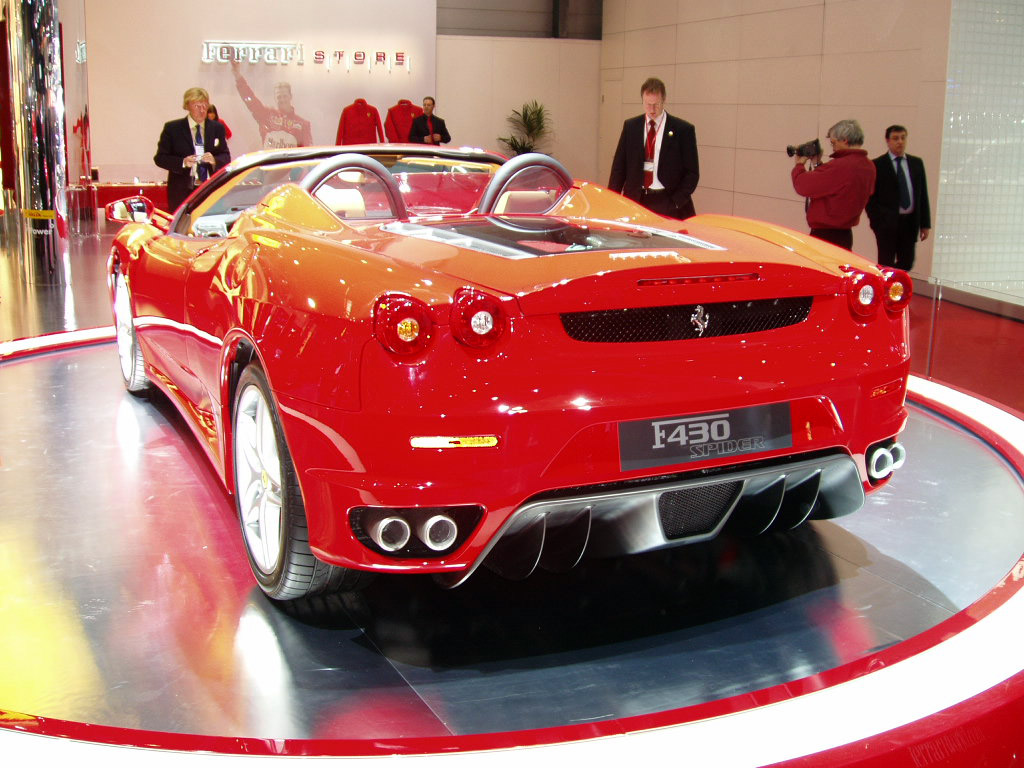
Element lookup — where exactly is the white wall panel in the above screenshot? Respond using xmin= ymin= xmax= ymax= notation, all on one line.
xmin=601 ymin=32 xmax=626 ymax=69
xmin=738 ymin=5 xmax=823 ymax=59
xmin=675 ymin=16 xmax=741 ymax=62
xmin=674 ymin=60 xmax=740 ymax=103
xmin=820 ymin=51 xmax=922 ymax=106
xmin=823 ymin=0 xmax=925 ymax=53
xmin=685 ymin=103 xmax=738 ymax=148
xmin=736 ymin=104 xmax=819 ymax=152
xmin=740 ymin=0 xmax=820 ymax=13
xmin=604 ymin=0 xmax=627 ymax=34
xmin=623 ymin=0 xmax=681 ymax=32
xmin=624 ymin=25 xmax=678 ymax=66
xmin=436 ymin=36 xmax=600 ymax=182
xmin=737 ymin=56 xmax=823 ymax=105
xmin=678 ymin=0 xmax=743 ymax=24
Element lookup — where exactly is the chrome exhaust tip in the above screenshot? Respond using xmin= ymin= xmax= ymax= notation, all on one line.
xmin=419 ymin=514 xmax=458 ymax=551
xmin=867 ymin=445 xmax=895 ymax=480
xmin=889 ymin=442 xmax=907 ymax=471
xmin=369 ymin=516 xmax=412 ymax=552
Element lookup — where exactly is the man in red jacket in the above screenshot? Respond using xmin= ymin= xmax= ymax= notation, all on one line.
xmin=791 ymin=119 xmax=875 ymax=251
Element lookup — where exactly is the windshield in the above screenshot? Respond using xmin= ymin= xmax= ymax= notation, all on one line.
xmin=179 ymin=153 xmax=503 ymax=236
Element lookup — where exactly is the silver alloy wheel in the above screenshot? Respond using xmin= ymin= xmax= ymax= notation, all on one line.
xmin=234 ymin=383 xmax=284 ymax=574
xmin=113 ymin=271 xmax=150 ymax=393
xmin=113 ymin=273 xmax=135 ymax=382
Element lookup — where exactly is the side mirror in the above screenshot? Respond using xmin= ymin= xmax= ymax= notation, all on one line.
xmin=106 ymin=196 xmax=155 ymax=224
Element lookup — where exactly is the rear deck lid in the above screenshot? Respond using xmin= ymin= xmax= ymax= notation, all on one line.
xmin=381 ymin=216 xmax=841 ymax=314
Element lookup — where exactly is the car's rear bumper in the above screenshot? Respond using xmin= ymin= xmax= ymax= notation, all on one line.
xmin=275 ymin=314 xmax=910 ymax=576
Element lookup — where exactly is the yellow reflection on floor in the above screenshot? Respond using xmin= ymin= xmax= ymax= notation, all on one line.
xmin=0 ymin=525 xmax=105 ymax=719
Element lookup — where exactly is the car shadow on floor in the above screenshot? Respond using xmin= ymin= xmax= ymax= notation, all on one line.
xmin=276 ymin=525 xmax=853 ymax=665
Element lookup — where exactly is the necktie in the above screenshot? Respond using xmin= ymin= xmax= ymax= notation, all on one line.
xmin=195 ymin=124 xmax=208 ymax=181
xmin=644 ymin=120 xmax=656 ymax=188
xmin=895 ymin=156 xmax=910 ymax=210
xmin=427 ymin=117 xmax=434 ymax=142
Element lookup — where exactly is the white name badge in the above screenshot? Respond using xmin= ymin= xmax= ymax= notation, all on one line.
xmin=643 ymin=161 xmax=655 ymax=172
xmin=194 ymin=142 xmax=204 ymax=157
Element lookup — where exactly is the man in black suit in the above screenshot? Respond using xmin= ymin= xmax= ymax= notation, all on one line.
xmin=865 ymin=125 xmax=930 ymax=271
xmin=608 ymin=77 xmax=699 ymax=219
xmin=409 ymin=97 xmax=451 ymax=145
xmin=154 ymin=87 xmax=231 ymax=212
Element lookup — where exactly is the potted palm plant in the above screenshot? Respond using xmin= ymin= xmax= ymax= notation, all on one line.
xmin=498 ymin=100 xmax=551 ymax=156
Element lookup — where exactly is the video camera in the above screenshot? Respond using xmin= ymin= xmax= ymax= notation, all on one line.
xmin=786 ymin=138 xmax=822 ymax=159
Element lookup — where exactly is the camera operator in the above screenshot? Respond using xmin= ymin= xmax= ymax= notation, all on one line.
xmin=790 ymin=119 xmax=875 ymax=251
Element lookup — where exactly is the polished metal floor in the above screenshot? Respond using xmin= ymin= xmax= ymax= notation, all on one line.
xmin=0 ymin=226 xmax=113 ymax=344
xmin=1 ymin=341 xmax=1022 ymax=740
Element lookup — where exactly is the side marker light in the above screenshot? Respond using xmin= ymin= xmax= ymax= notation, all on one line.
xmin=410 ymin=436 xmax=499 ymax=449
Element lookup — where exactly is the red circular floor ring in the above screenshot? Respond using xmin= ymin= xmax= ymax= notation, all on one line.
xmin=1 ymin=331 xmax=1022 ymax=765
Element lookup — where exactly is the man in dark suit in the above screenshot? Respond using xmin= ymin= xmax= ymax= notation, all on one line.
xmin=608 ymin=77 xmax=699 ymax=219
xmin=154 ymin=87 xmax=231 ymax=212
xmin=865 ymin=125 xmax=931 ymax=271
xmin=409 ymin=97 xmax=451 ymax=145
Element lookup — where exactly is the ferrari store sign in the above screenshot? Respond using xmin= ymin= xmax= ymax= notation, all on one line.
xmin=202 ymin=40 xmax=410 ymax=72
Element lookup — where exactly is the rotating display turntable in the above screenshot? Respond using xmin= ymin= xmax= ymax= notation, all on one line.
xmin=1 ymin=331 xmax=1022 ymax=765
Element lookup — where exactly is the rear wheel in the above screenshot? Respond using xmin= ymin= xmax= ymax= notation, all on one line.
xmin=232 ymin=363 xmax=366 ymax=600
xmin=113 ymin=270 xmax=152 ymax=395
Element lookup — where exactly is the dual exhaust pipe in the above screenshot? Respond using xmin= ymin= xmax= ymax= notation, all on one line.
xmin=867 ymin=441 xmax=907 ymax=480
xmin=368 ymin=513 xmax=458 ymax=553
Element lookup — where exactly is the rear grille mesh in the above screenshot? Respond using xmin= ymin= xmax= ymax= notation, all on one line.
xmin=658 ymin=481 xmax=743 ymax=539
xmin=561 ymin=296 xmax=813 ymax=343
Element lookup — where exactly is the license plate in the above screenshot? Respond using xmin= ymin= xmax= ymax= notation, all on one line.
xmin=618 ymin=403 xmax=792 ymax=471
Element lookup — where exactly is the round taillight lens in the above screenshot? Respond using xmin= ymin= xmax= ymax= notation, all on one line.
xmin=880 ymin=268 xmax=913 ymax=313
xmin=374 ymin=294 xmax=433 ymax=356
xmin=451 ymin=287 xmax=506 ymax=349
xmin=845 ymin=270 xmax=881 ymax=320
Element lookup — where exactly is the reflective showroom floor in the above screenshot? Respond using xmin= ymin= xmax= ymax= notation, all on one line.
xmin=1 ymin=227 xmax=1023 ymax=743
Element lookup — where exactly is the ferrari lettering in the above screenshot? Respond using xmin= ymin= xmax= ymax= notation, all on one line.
xmin=202 ymin=41 xmax=304 ymax=65
xmin=651 ymin=414 xmax=730 ymax=449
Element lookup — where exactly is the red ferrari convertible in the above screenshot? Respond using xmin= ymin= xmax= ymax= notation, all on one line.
xmin=107 ymin=145 xmax=911 ymax=601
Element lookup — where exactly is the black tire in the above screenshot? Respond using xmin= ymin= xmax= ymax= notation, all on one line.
xmin=231 ymin=363 xmax=367 ymax=600
xmin=113 ymin=270 xmax=152 ymax=395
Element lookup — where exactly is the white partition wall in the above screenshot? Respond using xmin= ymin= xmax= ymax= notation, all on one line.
xmin=84 ymin=0 xmax=437 ymax=181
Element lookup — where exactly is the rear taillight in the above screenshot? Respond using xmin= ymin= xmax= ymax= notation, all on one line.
xmin=880 ymin=268 xmax=913 ymax=313
xmin=374 ymin=294 xmax=434 ymax=356
xmin=451 ymin=287 xmax=505 ymax=349
xmin=844 ymin=269 xmax=882 ymax=320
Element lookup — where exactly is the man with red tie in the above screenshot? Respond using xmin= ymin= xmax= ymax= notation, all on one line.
xmin=608 ymin=78 xmax=699 ymax=219
xmin=409 ymin=97 xmax=451 ymax=145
